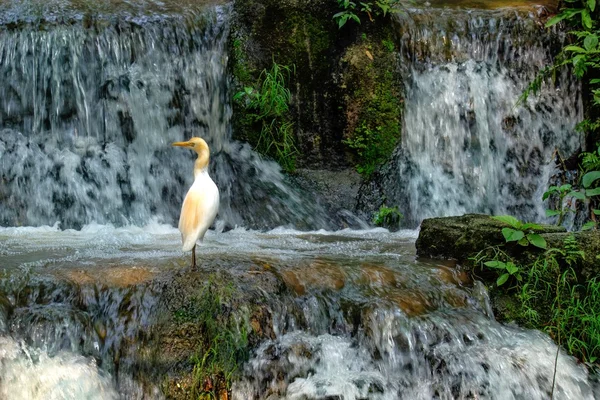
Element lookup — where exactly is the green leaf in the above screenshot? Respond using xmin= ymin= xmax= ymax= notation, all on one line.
xmin=569 ymin=190 xmax=586 ymax=200
xmin=559 ymin=184 xmax=572 ymax=192
xmin=545 ymin=13 xmax=569 ymax=27
xmin=521 ymin=222 xmax=543 ymax=231
xmin=589 ymin=0 xmax=596 ymax=12
xmin=527 ymin=233 xmax=547 ymax=249
xmin=484 ymin=260 xmax=506 ymax=269
xmin=564 ymin=45 xmax=587 ymax=53
xmin=493 ymin=215 xmax=522 ymax=229
xmin=585 ymin=34 xmax=599 ymax=51
xmin=546 ymin=209 xmax=561 ymax=217
xmin=582 ymin=221 xmax=596 ymax=231
xmin=506 ymin=262 xmax=519 ymax=275
xmin=593 ymin=209 xmax=600 ymax=215
xmin=582 ymin=8 xmax=593 ymax=29
xmin=542 ymin=192 xmax=551 ymax=201
xmin=502 ymin=227 xmax=525 ymax=242
xmin=583 ymin=171 xmax=600 ymax=188
xmin=586 ymin=187 xmax=600 ymax=196
xmin=518 ymin=237 xmax=530 ymax=246
xmin=497 ymin=273 xmax=510 ymax=286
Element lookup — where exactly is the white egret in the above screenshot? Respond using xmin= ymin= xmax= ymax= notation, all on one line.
xmin=172 ymin=137 xmax=220 ymax=269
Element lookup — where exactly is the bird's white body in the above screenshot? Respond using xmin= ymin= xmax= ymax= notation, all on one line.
xmin=172 ymin=137 xmax=220 ymax=265
xmin=178 ymin=168 xmax=219 ymax=251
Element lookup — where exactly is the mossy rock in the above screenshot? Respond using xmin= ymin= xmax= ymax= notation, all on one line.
xmin=416 ymin=213 xmax=600 ymax=280
xmin=229 ymin=0 xmax=404 ymax=173
xmin=340 ymin=27 xmax=403 ymax=177
xmin=229 ymin=0 xmax=345 ymax=168
xmin=140 ymin=266 xmax=287 ymax=399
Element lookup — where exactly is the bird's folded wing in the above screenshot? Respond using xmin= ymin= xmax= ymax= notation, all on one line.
xmin=179 ymin=190 xmax=206 ymax=251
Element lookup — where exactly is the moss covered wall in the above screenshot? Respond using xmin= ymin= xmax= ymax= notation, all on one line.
xmin=229 ymin=0 xmax=403 ymax=172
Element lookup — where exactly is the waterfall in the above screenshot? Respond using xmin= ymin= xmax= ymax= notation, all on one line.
xmin=1 ymin=3 xmax=598 ymax=400
xmin=0 ymin=1 xmax=334 ymax=230
xmin=361 ymin=6 xmax=582 ymax=227
xmin=234 ymin=310 xmax=597 ymax=399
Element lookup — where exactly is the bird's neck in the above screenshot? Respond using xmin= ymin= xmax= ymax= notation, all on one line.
xmin=193 ymin=150 xmax=209 ymax=179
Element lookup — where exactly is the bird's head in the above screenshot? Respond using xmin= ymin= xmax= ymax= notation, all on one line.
xmin=172 ymin=137 xmax=210 ymax=155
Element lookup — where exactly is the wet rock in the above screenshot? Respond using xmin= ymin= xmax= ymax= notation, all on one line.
xmin=357 ymin=264 xmax=398 ymax=288
xmin=279 ymin=260 xmax=347 ymax=295
xmin=386 ymin=289 xmax=431 ymax=317
xmin=415 ymin=213 xmax=600 ymax=280
xmin=416 ymin=213 xmax=566 ymax=268
xmin=434 ymin=265 xmax=471 ymax=286
xmin=54 ymin=266 xmax=157 ymax=287
xmin=290 ymin=169 xmax=366 ymax=229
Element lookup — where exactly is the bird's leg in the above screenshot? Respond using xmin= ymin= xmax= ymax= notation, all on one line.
xmin=191 ymin=244 xmax=197 ymax=270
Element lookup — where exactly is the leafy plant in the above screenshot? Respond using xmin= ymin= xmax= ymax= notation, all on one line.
xmin=543 ymin=184 xmax=579 ymax=225
xmin=373 ymin=205 xmax=402 ymax=227
xmin=234 ymin=61 xmax=297 ymax=171
xmin=475 ymin=234 xmax=598 ymax=364
xmin=520 ymin=0 xmax=600 ymax=129
xmin=483 ymin=259 xmax=522 ymax=287
xmin=492 ymin=215 xmax=547 ymax=249
xmin=333 ymin=0 xmax=404 ymax=28
xmin=581 ymin=169 xmax=600 ymax=229
xmin=580 ymin=144 xmax=600 ymax=173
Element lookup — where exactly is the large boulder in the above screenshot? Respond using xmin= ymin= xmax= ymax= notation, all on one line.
xmin=416 ymin=214 xmax=600 ymax=280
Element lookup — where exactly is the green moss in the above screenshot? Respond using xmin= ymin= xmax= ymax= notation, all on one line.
xmin=231 ymin=38 xmax=254 ymax=85
xmin=372 ymin=204 xmax=403 ymax=229
xmin=342 ymin=32 xmax=403 ymax=177
xmin=284 ymin=14 xmax=332 ymax=72
xmin=172 ymin=275 xmax=249 ymax=398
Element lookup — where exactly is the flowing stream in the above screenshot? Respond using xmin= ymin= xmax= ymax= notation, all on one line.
xmin=0 ymin=224 xmax=598 ymax=398
xmin=0 ymin=0 xmax=598 ymax=399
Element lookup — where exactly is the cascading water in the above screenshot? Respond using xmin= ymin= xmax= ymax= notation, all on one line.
xmin=2 ymin=224 xmax=599 ymax=399
xmin=363 ymin=6 xmax=582 ymax=226
xmin=0 ymin=1 xmax=334 ymax=230
xmin=1 ymin=2 xmax=598 ymax=399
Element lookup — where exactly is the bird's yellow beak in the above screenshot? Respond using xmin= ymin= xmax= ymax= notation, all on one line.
xmin=172 ymin=141 xmax=194 ymax=148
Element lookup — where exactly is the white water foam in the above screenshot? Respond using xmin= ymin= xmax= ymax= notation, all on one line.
xmin=0 ymin=336 xmax=119 ymax=400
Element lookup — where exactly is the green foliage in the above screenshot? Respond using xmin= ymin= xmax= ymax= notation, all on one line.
xmin=234 ymin=61 xmax=297 ymax=172
xmin=381 ymin=38 xmax=395 ymax=52
xmin=520 ymin=0 xmax=600 ymax=130
xmin=174 ymin=276 xmax=249 ymax=398
xmin=580 ymin=144 xmax=600 ymax=173
xmin=515 ymin=1 xmax=600 ymax=365
xmin=492 ymin=215 xmax=547 ymax=249
xmin=581 ymin=169 xmax=600 ymax=230
xmin=484 ymin=259 xmax=522 ymax=287
xmin=333 ymin=0 xmax=404 ymax=28
xmin=372 ymin=205 xmax=402 ymax=228
xmin=476 ymin=235 xmax=599 ymax=363
xmin=543 ymin=147 xmax=600 ymax=229
xmin=543 ymin=184 xmax=579 ymax=225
